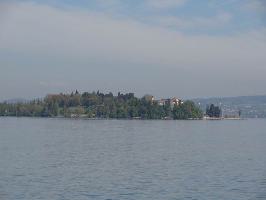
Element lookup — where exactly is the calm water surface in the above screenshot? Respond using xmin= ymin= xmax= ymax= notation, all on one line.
xmin=0 ymin=118 xmax=266 ymax=200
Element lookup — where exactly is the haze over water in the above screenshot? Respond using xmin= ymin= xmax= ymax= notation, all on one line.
xmin=0 ymin=118 xmax=266 ymax=199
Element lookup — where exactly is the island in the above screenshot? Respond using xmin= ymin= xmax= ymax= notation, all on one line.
xmin=0 ymin=91 xmax=203 ymax=120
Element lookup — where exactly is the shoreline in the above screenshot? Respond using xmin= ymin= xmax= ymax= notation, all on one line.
xmin=204 ymin=117 xmax=243 ymax=120
xmin=0 ymin=116 xmax=251 ymax=120
xmin=0 ymin=115 xmax=203 ymax=120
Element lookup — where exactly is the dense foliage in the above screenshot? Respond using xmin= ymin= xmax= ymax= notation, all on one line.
xmin=173 ymin=101 xmax=204 ymax=120
xmin=206 ymin=104 xmax=222 ymax=118
xmin=0 ymin=91 xmax=203 ymax=120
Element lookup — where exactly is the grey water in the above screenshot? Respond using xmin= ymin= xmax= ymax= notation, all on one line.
xmin=0 ymin=118 xmax=266 ymax=200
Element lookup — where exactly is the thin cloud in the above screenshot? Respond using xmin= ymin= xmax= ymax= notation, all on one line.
xmin=243 ymin=0 xmax=266 ymax=12
xmin=152 ymin=12 xmax=232 ymax=30
xmin=243 ymin=0 xmax=266 ymax=23
xmin=0 ymin=2 xmax=266 ymax=99
xmin=145 ymin=0 xmax=187 ymax=9
xmin=0 ymin=2 xmax=265 ymax=68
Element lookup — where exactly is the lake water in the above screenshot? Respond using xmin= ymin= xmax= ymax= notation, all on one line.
xmin=0 ymin=118 xmax=266 ymax=200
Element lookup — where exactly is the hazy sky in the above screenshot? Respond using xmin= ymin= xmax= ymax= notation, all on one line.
xmin=0 ymin=0 xmax=266 ymax=100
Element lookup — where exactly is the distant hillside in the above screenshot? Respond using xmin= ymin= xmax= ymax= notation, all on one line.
xmin=192 ymin=95 xmax=266 ymax=118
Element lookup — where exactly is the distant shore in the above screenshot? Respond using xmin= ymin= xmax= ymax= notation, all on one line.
xmin=0 ymin=91 xmax=203 ymax=120
xmin=204 ymin=116 xmax=243 ymax=120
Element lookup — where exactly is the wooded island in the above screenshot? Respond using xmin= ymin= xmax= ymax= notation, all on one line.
xmin=0 ymin=91 xmax=203 ymax=120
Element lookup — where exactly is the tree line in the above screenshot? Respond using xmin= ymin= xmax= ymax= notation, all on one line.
xmin=206 ymin=104 xmax=222 ymax=118
xmin=0 ymin=91 xmax=203 ymax=120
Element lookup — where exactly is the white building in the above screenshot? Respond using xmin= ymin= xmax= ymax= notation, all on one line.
xmin=157 ymin=97 xmax=183 ymax=107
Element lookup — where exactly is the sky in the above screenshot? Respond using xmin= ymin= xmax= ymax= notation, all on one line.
xmin=0 ymin=0 xmax=266 ymax=100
